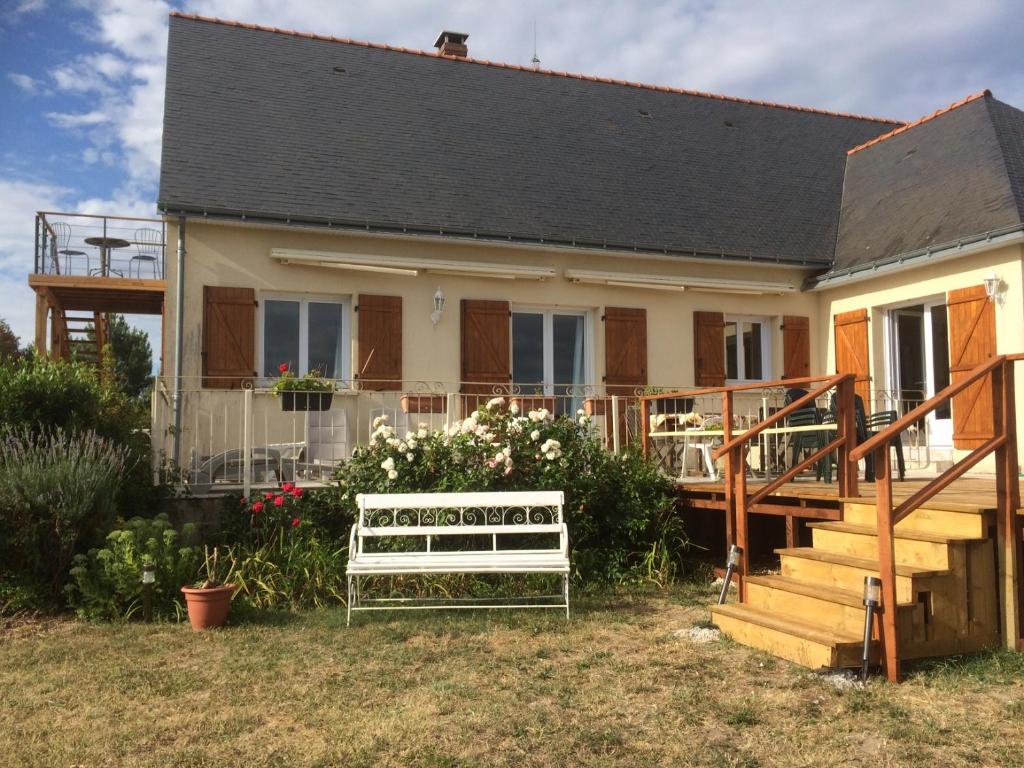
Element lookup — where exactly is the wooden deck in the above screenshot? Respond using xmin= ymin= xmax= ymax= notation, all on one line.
xmin=677 ymin=475 xmax=1024 ymax=513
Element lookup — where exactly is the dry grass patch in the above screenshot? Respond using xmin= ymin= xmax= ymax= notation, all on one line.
xmin=1 ymin=581 xmax=1023 ymax=767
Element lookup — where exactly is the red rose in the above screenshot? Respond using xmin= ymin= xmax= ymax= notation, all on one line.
xmin=291 ymin=487 xmax=304 ymax=499
xmin=274 ymin=495 xmax=285 ymax=507
xmin=264 ymin=492 xmax=274 ymax=499
xmin=251 ymin=501 xmax=264 ymax=514
xmin=291 ymin=517 xmax=301 ymax=527
xmin=279 ymin=362 xmax=289 ymax=373
xmin=281 ymin=482 xmax=294 ymax=493
xmin=239 ymin=496 xmax=247 ymax=505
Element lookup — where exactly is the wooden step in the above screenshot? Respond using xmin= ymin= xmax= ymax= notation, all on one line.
xmin=808 ymin=521 xmax=980 ymax=569
xmin=776 ymin=547 xmax=947 ymax=602
xmin=843 ymin=501 xmax=988 ymax=538
xmin=711 ymin=603 xmax=869 ymax=669
xmin=745 ymin=574 xmax=921 ymax=639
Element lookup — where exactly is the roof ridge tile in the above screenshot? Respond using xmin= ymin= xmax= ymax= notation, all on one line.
xmin=847 ymin=90 xmax=991 ymax=155
xmin=168 ymin=11 xmax=902 ymax=125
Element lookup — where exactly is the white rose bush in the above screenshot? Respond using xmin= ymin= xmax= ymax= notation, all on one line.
xmin=334 ymin=399 xmax=685 ymax=583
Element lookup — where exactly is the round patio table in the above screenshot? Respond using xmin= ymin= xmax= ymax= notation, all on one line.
xmin=84 ymin=236 xmax=130 ymax=277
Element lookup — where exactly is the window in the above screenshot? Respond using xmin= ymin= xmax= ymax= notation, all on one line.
xmin=512 ymin=308 xmax=589 ymax=414
xmin=725 ymin=315 xmax=770 ymax=382
xmin=260 ymin=294 xmax=350 ymax=381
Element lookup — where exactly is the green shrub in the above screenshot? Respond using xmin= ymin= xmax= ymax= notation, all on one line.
xmin=334 ymin=399 xmax=683 ymax=584
xmin=0 ymin=428 xmax=130 ymax=601
xmin=65 ymin=514 xmax=202 ymax=621
xmin=225 ymin=527 xmax=347 ymax=610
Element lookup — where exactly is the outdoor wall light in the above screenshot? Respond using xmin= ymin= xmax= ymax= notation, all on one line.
xmin=861 ymin=576 xmax=882 ymax=681
xmin=984 ymin=272 xmax=1002 ymax=304
xmin=717 ymin=544 xmax=742 ymax=605
xmin=431 ymin=287 xmax=445 ymax=325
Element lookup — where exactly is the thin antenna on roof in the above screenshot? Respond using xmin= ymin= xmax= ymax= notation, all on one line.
xmin=531 ymin=18 xmax=540 ymax=70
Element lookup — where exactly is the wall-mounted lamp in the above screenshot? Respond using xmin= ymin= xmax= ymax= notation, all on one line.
xmin=431 ymin=287 xmax=445 ymax=325
xmin=984 ymin=272 xmax=1002 ymax=304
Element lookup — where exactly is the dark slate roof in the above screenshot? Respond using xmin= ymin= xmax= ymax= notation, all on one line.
xmin=831 ymin=92 xmax=1024 ymax=273
xmin=158 ymin=14 xmax=899 ymax=266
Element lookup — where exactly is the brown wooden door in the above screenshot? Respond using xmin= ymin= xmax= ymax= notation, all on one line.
xmin=461 ymin=299 xmax=510 ymax=398
xmin=357 ymin=294 xmax=402 ymax=391
xmin=202 ymin=286 xmax=255 ymax=389
xmin=947 ymin=285 xmax=996 ymax=448
xmin=693 ymin=311 xmax=725 ymax=387
xmin=834 ymin=308 xmax=870 ymax=408
xmin=782 ymin=315 xmax=810 ymax=380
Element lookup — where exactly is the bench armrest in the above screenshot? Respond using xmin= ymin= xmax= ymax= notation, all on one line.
xmin=348 ymin=523 xmax=358 ymax=557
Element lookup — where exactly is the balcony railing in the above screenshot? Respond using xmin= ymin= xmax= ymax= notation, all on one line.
xmin=150 ymin=378 xmax=665 ymax=493
xmin=34 ymin=211 xmax=166 ymax=280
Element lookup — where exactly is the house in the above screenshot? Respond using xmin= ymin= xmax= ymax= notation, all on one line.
xmin=141 ymin=12 xmax=1023 ymax=479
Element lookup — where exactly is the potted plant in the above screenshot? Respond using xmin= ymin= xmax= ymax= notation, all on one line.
xmin=181 ymin=547 xmax=235 ymax=630
xmin=271 ymin=363 xmax=334 ymax=411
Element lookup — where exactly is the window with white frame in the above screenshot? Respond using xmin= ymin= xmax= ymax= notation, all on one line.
xmin=511 ymin=308 xmax=589 ymax=414
xmin=260 ymin=294 xmax=350 ymax=381
xmin=725 ymin=315 xmax=771 ymax=382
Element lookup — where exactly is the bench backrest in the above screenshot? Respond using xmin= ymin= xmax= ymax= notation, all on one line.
xmin=355 ymin=491 xmax=565 ymax=550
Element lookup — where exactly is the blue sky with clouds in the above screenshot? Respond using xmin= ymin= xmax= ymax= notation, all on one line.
xmin=2 ymin=0 xmax=1023 ymax=363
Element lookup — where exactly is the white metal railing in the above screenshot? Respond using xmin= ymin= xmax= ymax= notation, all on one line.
xmin=151 ymin=378 xmax=668 ymax=494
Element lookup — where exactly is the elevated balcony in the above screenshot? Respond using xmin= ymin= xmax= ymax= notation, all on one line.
xmin=30 ymin=211 xmax=166 ymax=360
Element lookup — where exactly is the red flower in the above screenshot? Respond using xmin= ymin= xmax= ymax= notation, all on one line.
xmin=291 ymin=517 xmax=301 ymax=527
xmin=281 ymin=482 xmax=294 ymax=493
xmin=264 ymin=492 xmax=274 ymax=499
xmin=291 ymin=487 xmax=304 ymax=499
xmin=279 ymin=362 xmax=290 ymax=374
xmin=274 ymin=495 xmax=285 ymax=507
xmin=251 ymin=501 xmax=264 ymax=514
xmin=239 ymin=496 xmax=247 ymax=505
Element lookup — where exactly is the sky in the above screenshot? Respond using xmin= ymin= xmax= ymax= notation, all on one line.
xmin=2 ymin=0 xmax=1023 ymax=364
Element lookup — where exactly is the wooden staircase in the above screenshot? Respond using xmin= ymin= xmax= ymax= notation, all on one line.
xmin=52 ymin=310 xmax=106 ymax=366
xmin=711 ymin=500 xmax=999 ymax=670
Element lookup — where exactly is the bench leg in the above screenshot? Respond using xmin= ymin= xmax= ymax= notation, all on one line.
xmin=564 ymin=574 xmax=570 ymax=619
xmin=347 ymin=574 xmax=354 ymax=627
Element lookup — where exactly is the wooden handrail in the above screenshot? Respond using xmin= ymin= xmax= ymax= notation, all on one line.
xmin=850 ymin=355 xmax=1005 ymax=461
xmin=747 ymin=435 xmax=847 ymax=507
xmin=713 ymin=374 xmax=847 ymax=460
xmin=641 ymin=372 xmax=848 ymax=401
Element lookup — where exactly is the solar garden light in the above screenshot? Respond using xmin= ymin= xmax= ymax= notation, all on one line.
xmin=861 ymin=576 xmax=882 ymax=681
xmin=717 ymin=545 xmax=742 ymax=605
xmin=141 ymin=562 xmax=156 ymax=623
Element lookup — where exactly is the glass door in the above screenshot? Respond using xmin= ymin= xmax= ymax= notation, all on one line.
xmin=923 ymin=300 xmax=952 ymax=449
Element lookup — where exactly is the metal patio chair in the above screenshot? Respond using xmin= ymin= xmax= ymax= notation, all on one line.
xmin=130 ymin=227 xmax=163 ymax=278
xmin=50 ymin=221 xmax=91 ymax=275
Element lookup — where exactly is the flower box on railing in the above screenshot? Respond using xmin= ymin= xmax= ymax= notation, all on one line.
xmin=400 ymin=394 xmax=447 ymax=414
xmin=511 ymin=396 xmax=556 ymax=413
xmin=281 ymin=391 xmax=334 ymax=412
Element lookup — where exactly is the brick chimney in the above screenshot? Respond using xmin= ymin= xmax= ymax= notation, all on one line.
xmin=434 ymin=30 xmax=469 ymax=58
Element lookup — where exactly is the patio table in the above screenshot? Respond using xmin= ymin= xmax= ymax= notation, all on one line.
xmin=84 ymin=236 xmax=130 ymax=277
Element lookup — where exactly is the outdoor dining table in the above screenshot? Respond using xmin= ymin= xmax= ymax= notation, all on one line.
xmin=84 ymin=236 xmax=130 ymax=277
xmin=648 ymin=421 xmax=838 ymax=482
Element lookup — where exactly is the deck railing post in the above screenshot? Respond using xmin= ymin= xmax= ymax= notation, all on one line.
xmin=994 ymin=362 xmax=1022 ymax=649
xmin=874 ymin=446 xmax=900 ymax=681
xmin=838 ymin=375 xmax=859 ymax=499
xmin=611 ymin=395 xmax=621 ymax=454
xmin=640 ymin=396 xmax=650 ymax=459
xmin=722 ymin=391 xmax=737 ymax=566
xmin=242 ymin=388 xmax=253 ymax=497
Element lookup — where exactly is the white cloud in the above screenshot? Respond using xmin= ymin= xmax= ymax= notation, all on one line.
xmin=8 ymin=73 xmax=40 ymax=93
xmin=45 ymin=110 xmax=111 ymax=128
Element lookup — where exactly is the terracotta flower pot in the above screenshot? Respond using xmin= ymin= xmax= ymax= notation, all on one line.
xmin=181 ymin=584 xmax=235 ymax=630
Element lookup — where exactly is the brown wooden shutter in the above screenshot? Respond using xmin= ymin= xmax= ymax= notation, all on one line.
xmin=357 ymin=294 xmax=402 ymax=391
xmin=947 ymin=285 xmax=996 ymax=448
xmin=782 ymin=315 xmax=811 ymax=380
xmin=693 ymin=311 xmax=725 ymax=387
xmin=604 ymin=307 xmax=647 ymax=393
xmin=834 ymin=308 xmax=870 ymax=407
xmin=461 ymin=299 xmax=510 ymax=395
xmin=202 ymin=286 xmax=255 ymax=389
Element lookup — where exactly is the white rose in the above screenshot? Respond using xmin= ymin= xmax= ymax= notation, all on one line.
xmin=381 ymin=457 xmax=395 ymax=471
xmin=487 ymin=396 xmax=505 ymax=409
xmin=417 ymin=427 xmax=428 ymax=439
xmin=509 ymin=403 xmax=520 ymax=415
xmin=531 ymin=430 xmax=541 ymax=441
xmin=406 ymin=453 xmax=415 ymax=462
xmin=407 ymin=438 xmax=417 ymax=449
xmin=545 ymin=451 xmax=557 ymax=460
xmin=387 ymin=469 xmax=398 ymax=480
xmin=576 ymin=408 xmax=585 ymax=417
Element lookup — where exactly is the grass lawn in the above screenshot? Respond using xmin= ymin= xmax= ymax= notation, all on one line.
xmin=2 ymin=581 xmax=1023 ymax=767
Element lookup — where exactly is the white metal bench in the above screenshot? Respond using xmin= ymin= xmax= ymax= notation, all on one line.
xmin=346 ymin=491 xmax=570 ymax=624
